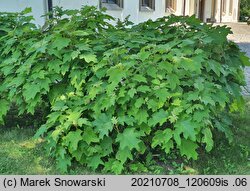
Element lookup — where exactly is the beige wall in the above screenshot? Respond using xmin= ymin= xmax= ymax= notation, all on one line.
xmin=220 ymin=0 xmax=239 ymax=22
xmin=209 ymin=0 xmax=239 ymax=23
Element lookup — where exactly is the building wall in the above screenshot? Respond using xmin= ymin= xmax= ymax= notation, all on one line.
xmin=220 ymin=0 xmax=239 ymax=22
xmin=188 ymin=0 xmax=197 ymax=16
xmin=204 ymin=0 xmax=212 ymax=22
xmin=0 ymin=0 xmax=46 ymax=26
xmin=210 ymin=0 xmax=239 ymax=23
xmin=0 ymin=0 xmax=240 ymax=25
xmin=52 ymin=0 xmax=185 ymax=24
xmin=53 ymin=0 xmax=164 ymax=24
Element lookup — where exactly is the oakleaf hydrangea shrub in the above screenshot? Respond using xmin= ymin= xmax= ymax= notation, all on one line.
xmin=0 ymin=7 xmax=249 ymax=174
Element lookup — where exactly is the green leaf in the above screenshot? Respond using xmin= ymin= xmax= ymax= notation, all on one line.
xmin=66 ymin=110 xmax=82 ymax=126
xmin=147 ymin=99 xmax=159 ymax=112
xmin=87 ymin=155 xmax=104 ymax=170
xmin=138 ymin=51 xmax=150 ymax=61
xmin=167 ymin=74 xmax=180 ymax=90
xmin=100 ymin=136 xmax=113 ymax=156
xmin=175 ymin=119 xmax=198 ymax=141
xmin=78 ymin=118 xmax=91 ymax=126
xmin=63 ymin=129 xmax=83 ymax=153
xmin=51 ymin=128 xmax=63 ymax=142
xmin=193 ymin=110 xmax=210 ymax=122
xmin=179 ymin=139 xmax=198 ymax=160
xmin=47 ymin=59 xmax=63 ymax=73
xmin=0 ymin=99 xmax=9 ymax=123
xmin=148 ymin=109 xmax=168 ymax=126
xmin=82 ymin=127 xmax=99 ymax=145
xmin=133 ymin=74 xmax=147 ymax=83
xmin=137 ymin=85 xmax=151 ymax=93
xmin=34 ymin=124 xmax=48 ymax=138
xmin=134 ymin=109 xmax=148 ymax=125
xmin=93 ymin=113 xmax=113 ymax=139
xmin=152 ymin=129 xmax=173 ymax=148
xmin=207 ymin=60 xmax=223 ymax=76
xmin=240 ymin=52 xmax=250 ymax=66
xmin=200 ymin=94 xmax=215 ymax=106
xmin=155 ymin=88 xmax=170 ymax=102
xmin=158 ymin=61 xmax=173 ymax=73
xmin=104 ymin=159 xmax=123 ymax=174
xmin=116 ymin=128 xmax=142 ymax=150
xmin=23 ymin=83 xmax=41 ymax=101
xmin=71 ymin=30 xmax=89 ymax=37
xmin=173 ymin=128 xmax=182 ymax=146
xmin=146 ymin=66 xmax=157 ymax=78
xmin=129 ymin=163 xmax=148 ymax=173
xmin=187 ymin=91 xmax=199 ymax=101
xmin=162 ymin=140 xmax=174 ymax=154
xmin=214 ymin=119 xmax=233 ymax=143
xmin=172 ymin=98 xmax=182 ymax=106
xmin=128 ymin=88 xmax=137 ymax=98
xmin=106 ymin=64 xmax=126 ymax=83
xmin=134 ymin=98 xmax=145 ymax=108
xmin=21 ymin=7 xmax=32 ymax=14
xmin=52 ymin=37 xmax=71 ymax=50
xmin=194 ymin=78 xmax=204 ymax=91
xmin=116 ymin=147 xmax=133 ymax=164
xmin=118 ymin=115 xmax=135 ymax=126
xmin=180 ymin=57 xmax=202 ymax=73
xmin=57 ymin=155 xmax=71 ymax=173
xmin=71 ymin=141 xmax=87 ymax=161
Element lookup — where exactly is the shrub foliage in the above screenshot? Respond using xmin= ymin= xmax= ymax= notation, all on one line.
xmin=0 ymin=7 xmax=249 ymax=174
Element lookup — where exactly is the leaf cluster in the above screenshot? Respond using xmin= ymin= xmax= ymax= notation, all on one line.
xmin=0 ymin=6 xmax=249 ymax=174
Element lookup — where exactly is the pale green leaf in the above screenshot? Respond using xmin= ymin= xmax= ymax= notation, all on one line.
xmin=66 ymin=110 xmax=82 ymax=126
xmin=80 ymin=54 xmax=97 ymax=63
xmin=71 ymin=30 xmax=89 ymax=37
xmin=202 ymin=128 xmax=214 ymax=152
